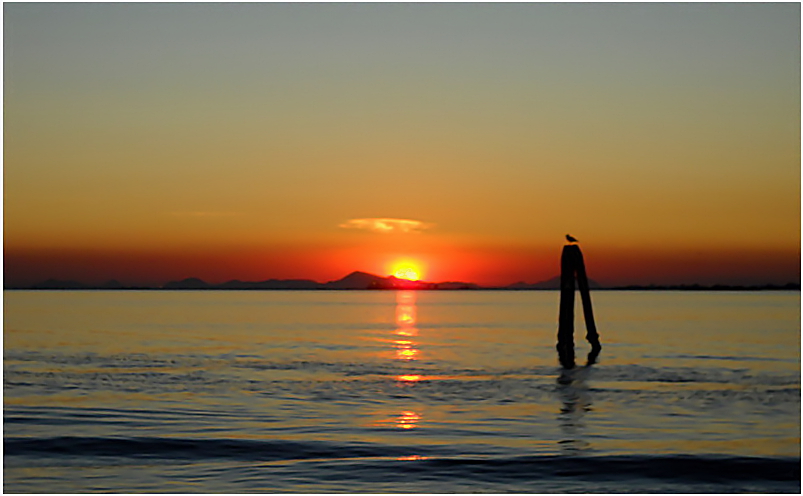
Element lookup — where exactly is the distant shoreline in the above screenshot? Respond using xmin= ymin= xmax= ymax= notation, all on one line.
xmin=5 ymin=285 xmax=800 ymax=292
xmin=6 ymin=270 xmax=798 ymax=292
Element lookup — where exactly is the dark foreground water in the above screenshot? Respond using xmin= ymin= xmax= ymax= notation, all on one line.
xmin=4 ymin=290 xmax=800 ymax=492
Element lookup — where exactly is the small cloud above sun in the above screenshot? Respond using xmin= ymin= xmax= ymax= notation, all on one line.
xmin=339 ymin=218 xmax=434 ymax=234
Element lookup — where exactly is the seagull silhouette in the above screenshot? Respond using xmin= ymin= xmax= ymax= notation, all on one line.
xmin=565 ymin=234 xmax=579 ymax=243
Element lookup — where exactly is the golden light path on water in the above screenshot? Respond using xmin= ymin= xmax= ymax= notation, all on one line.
xmin=380 ymin=290 xmax=424 ymax=433
xmin=394 ymin=291 xmax=422 ymax=434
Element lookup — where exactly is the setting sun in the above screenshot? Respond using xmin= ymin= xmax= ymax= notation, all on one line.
xmin=394 ymin=267 xmax=419 ymax=281
xmin=391 ymin=260 xmax=423 ymax=281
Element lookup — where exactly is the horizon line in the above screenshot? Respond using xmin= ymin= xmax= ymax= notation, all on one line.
xmin=6 ymin=269 xmax=800 ymax=291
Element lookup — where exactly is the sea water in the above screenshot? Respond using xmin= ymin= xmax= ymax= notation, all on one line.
xmin=4 ymin=290 xmax=800 ymax=493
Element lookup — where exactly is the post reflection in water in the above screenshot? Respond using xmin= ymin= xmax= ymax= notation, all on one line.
xmin=556 ymin=366 xmax=593 ymax=454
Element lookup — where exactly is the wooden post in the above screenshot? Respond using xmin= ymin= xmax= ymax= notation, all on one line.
xmin=574 ymin=246 xmax=602 ymax=365
xmin=557 ymin=245 xmax=576 ymax=369
xmin=557 ymin=244 xmax=602 ymax=368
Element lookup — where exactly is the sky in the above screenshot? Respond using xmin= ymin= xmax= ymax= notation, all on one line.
xmin=4 ymin=2 xmax=801 ymax=287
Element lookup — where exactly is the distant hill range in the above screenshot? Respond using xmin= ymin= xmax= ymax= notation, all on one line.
xmin=505 ymin=275 xmax=602 ymax=290
xmin=161 ymin=271 xmax=482 ymax=291
xmin=8 ymin=271 xmax=800 ymax=291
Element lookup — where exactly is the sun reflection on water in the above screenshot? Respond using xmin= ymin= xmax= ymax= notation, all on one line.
xmin=396 ymin=410 xmax=421 ymax=429
xmin=396 ymin=374 xmax=422 ymax=383
xmin=394 ymin=342 xmax=419 ymax=360
xmin=393 ymin=291 xmax=420 ymax=360
xmin=371 ymin=291 xmax=426 ymax=440
xmin=395 ymin=303 xmax=416 ymax=330
xmin=371 ymin=408 xmax=423 ymax=430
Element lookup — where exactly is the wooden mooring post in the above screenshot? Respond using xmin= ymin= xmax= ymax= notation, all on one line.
xmin=557 ymin=244 xmax=602 ymax=369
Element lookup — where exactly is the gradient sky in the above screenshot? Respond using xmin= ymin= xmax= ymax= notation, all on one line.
xmin=4 ymin=2 xmax=800 ymax=286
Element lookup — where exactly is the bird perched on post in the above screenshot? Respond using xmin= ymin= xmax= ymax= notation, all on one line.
xmin=565 ymin=234 xmax=579 ymax=243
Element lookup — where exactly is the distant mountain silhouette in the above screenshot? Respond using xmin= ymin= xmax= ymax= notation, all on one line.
xmin=324 ymin=271 xmax=386 ymax=289
xmin=375 ymin=276 xmax=436 ymax=290
xmin=152 ymin=271 xmax=419 ymax=290
xmin=323 ymin=271 xmax=443 ymax=290
xmin=506 ymin=275 xmax=602 ymax=290
xmin=217 ymin=278 xmax=321 ymax=290
xmin=434 ymin=281 xmax=482 ymax=290
xmin=157 ymin=271 xmax=462 ymax=290
xmin=14 ymin=272 xmax=799 ymax=291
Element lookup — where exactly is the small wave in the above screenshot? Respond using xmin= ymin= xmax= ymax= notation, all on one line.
xmin=591 ymin=364 xmax=800 ymax=387
xmin=5 ymin=436 xmax=800 ymax=485
xmin=4 ymin=436 xmax=426 ymax=462
xmin=665 ymin=354 xmax=789 ymax=362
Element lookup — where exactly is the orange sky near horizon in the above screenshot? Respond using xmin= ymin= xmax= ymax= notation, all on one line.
xmin=4 ymin=3 xmax=800 ymax=287
xmin=4 ymin=241 xmax=799 ymax=288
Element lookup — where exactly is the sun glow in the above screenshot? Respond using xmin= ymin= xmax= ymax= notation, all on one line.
xmin=391 ymin=260 xmax=423 ymax=281
xmin=394 ymin=267 xmax=419 ymax=280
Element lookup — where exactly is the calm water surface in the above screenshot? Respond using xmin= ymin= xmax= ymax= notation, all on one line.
xmin=4 ymin=290 xmax=800 ymax=492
